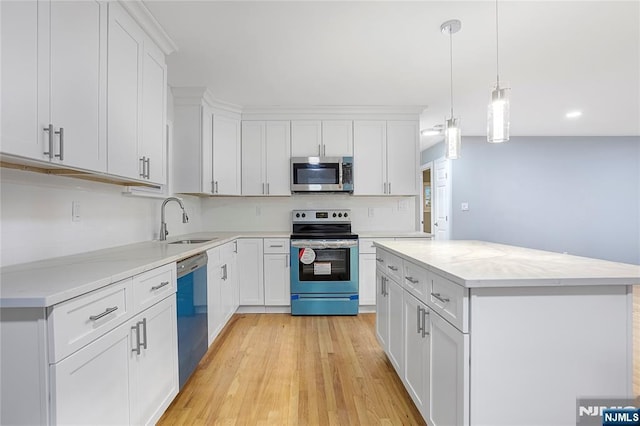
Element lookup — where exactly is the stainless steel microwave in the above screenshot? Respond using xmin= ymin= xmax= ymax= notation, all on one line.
xmin=290 ymin=156 xmax=354 ymax=193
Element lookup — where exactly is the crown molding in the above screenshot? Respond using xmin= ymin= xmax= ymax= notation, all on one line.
xmin=171 ymin=87 xmax=243 ymax=115
xmin=241 ymin=105 xmax=427 ymax=121
xmin=119 ymin=0 xmax=178 ymax=55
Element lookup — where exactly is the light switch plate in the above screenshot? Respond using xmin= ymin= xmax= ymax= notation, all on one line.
xmin=461 ymin=202 xmax=469 ymax=211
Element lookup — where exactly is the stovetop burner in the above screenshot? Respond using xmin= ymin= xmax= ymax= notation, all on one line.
xmin=291 ymin=209 xmax=357 ymax=240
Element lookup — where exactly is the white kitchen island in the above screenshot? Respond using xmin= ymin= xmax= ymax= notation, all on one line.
xmin=374 ymin=240 xmax=640 ymax=426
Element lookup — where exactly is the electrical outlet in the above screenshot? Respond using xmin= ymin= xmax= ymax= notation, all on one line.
xmin=398 ymin=199 xmax=409 ymax=212
xmin=72 ymin=201 xmax=81 ymax=222
xmin=461 ymin=202 xmax=469 ymax=211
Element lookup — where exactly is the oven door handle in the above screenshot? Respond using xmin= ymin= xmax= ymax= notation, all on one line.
xmin=291 ymin=240 xmax=358 ymax=249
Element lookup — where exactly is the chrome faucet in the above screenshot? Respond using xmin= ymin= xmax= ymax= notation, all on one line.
xmin=159 ymin=197 xmax=189 ymax=241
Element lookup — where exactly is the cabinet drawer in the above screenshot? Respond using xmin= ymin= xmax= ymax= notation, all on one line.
xmin=382 ymin=251 xmax=403 ymax=283
xmin=360 ymin=238 xmax=393 ymax=254
xmin=48 ymin=279 xmax=133 ymax=363
xmin=429 ymin=273 xmax=469 ymax=332
xmin=132 ymin=263 xmax=176 ymax=313
xmin=403 ymin=260 xmax=429 ymax=303
xmin=264 ymin=238 xmax=289 ymax=254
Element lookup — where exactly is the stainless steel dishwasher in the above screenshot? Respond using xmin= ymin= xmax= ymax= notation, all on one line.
xmin=176 ymin=252 xmax=208 ymax=390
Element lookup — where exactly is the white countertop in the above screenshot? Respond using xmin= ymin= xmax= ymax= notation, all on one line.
xmin=374 ymin=240 xmax=640 ymax=288
xmin=358 ymin=232 xmax=432 ymax=238
xmin=0 ymin=231 xmax=288 ymax=308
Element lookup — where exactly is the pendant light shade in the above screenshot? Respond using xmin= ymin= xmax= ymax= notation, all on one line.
xmin=445 ymin=117 xmax=461 ymax=159
xmin=487 ymin=0 xmax=510 ymax=143
xmin=441 ymin=19 xmax=462 ymax=159
xmin=487 ymin=84 xmax=510 ymax=143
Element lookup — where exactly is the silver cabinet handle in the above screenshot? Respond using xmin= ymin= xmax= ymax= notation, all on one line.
xmin=285 ymin=254 xmax=289 ymax=267
xmin=383 ymin=182 xmax=387 ymax=194
xmin=322 ymin=145 xmax=326 ymax=156
xmin=422 ymin=309 xmax=430 ymax=338
xmin=417 ymin=305 xmax=423 ymax=334
xmin=266 ymin=182 xmax=270 ymax=194
xmin=380 ymin=277 xmax=385 ymax=296
xmin=222 ymin=264 xmax=228 ymax=280
xmin=55 ymin=127 xmax=64 ymax=160
xmin=262 ymin=183 xmax=265 ymax=194
xmin=388 ymin=182 xmax=391 ymax=194
xmin=145 ymin=157 xmax=150 ymax=179
xmin=370 ymin=243 xmax=375 ymax=248
xmin=89 ymin=306 xmax=118 ymax=321
xmin=318 ymin=144 xmax=321 ymax=156
xmin=405 ymin=276 xmax=419 ymax=284
xmin=141 ymin=318 xmax=148 ymax=350
xmin=139 ymin=157 xmax=146 ymax=178
xmin=431 ymin=292 xmax=450 ymax=303
xmin=234 ymin=241 xmax=238 ymax=253
xmin=383 ymin=277 xmax=388 ymax=296
xmin=376 ymin=258 xmax=384 ymax=263
xmin=132 ymin=323 xmax=141 ymax=355
xmin=270 ymin=244 xmax=284 ymax=248
xmin=43 ymin=124 xmax=54 ymax=159
xmin=151 ymin=281 xmax=170 ymax=291
xmin=215 ymin=181 xmax=219 ymax=194
xmin=387 ymin=265 xmax=398 ymax=272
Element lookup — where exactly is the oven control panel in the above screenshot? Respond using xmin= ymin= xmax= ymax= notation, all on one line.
xmin=292 ymin=209 xmax=351 ymax=223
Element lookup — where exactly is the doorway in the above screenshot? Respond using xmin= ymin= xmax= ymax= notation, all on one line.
xmin=420 ymin=163 xmax=433 ymax=233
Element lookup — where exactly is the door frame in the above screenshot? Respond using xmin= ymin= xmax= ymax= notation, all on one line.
xmin=433 ymin=157 xmax=452 ymax=240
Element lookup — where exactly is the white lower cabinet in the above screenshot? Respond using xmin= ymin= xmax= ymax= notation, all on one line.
xmin=375 ymin=273 xmax=389 ymax=349
xmin=263 ymin=239 xmax=290 ymax=306
xmin=50 ymin=319 xmax=132 ymax=425
xmin=403 ymin=291 xmax=430 ymax=417
xmin=237 ymin=238 xmax=265 ymax=305
xmin=387 ymin=277 xmax=404 ymax=375
xmin=207 ymin=242 xmax=239 ymax=345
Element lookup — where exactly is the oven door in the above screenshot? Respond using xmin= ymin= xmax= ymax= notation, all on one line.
xmin=290 ymin=157 xmax=345 ymax=192
xmin=290 ymin=239 xmax=358 ymax=294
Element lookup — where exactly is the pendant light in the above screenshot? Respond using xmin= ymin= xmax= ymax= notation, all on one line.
xmin=441 ymin=19 xmax=462 ymax=159
xmin=487 ymin=0 xmax=510 ymax=143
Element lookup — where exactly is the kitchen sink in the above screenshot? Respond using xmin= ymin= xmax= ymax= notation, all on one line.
xmin=168 ymin=238 xmax=217 ymax=245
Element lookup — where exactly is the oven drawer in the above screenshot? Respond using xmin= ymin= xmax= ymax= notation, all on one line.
xmin=264 ymin=238 xmax=289 ymax=254
xmin=291 ymin=295 xmax=358 ymax=315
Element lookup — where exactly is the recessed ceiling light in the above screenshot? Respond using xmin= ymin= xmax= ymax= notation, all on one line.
xmin=566 ymin=110 xmax=582 ymax=119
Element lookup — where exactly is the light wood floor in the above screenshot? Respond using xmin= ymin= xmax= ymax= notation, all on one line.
xmin=158 ymin=313 xmax=425 ymax=425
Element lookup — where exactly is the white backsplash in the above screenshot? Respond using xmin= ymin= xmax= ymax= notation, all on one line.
xmin=0 ymin=168 xmax=202 ymax=267
xmin=200 ymin=194 xmax=417 ymax=233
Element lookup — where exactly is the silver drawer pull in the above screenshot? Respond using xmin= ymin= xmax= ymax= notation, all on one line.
xmin=269 ymin=244 xmax=284 ymax=248
xmin=422 ymin=309 xmax=430 ymax=338
xmin=431 ymin=292 xmax=450 ymax=303
xmin=89 ymin=306 xmax=118 ymax=321
xmin=405 ymin=276 xmax=419 ymax=284
xmin=387 ymin=265 xmax=399 ymax=271
xmin=151 ymin=281 xmax=170 ymax=291
xmin=370 ymin=243 xmax=375 ymax=248
xmin=376 ymin=258 xmax=384 ymax=263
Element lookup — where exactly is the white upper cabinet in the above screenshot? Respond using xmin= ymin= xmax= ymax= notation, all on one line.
xmin=291 ymin=120 xmax=353 ymax=157
xmin=291 ymin=121 xmax=322 ymax=157
xmin=1 ymin=0 xmax=106 ymax=171
xmin=213 ymin=115 xmax=241 ymax=195
xmin=321 ymin=121 xmax=353 ymax=157
xmin=241 ymin=121 xmax=291 ymax=196
xmin=353 ymin=120 xmax=417 ymax=195
xmin=107 ymin=2 xmax=167 ymax=185
xmin=173 ymin=89 xmax=241 ymax=195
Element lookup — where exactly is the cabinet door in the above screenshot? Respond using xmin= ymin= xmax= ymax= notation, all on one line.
xmin=107 ymin=2 xmax=143 ymax=180
xmin=375 ymin=274 xmax=389 ymax=349
xmin=359 ymin=253 xmax=377 ymax=306
xmin=264 ymin=254 xmax=291 ymax=306
xmin=130 ymin=296 xmax=178 ymax=426
xmin=0 ymin=0 xmax=42 ymax=159
xmin=265 ymin=121 xmax=291 ymax=195
xmin=207 ymin=255 xmax=224 ymax=345
xmin=50 ymin=319 xmax=131 ymax=425
xmin=237 ymin=239 xmax=265 ymax=305
xmin=322 ymin=120 xmax=353 ymax=156
xmin=291 ymin=120 xmax=322 ymax=157
xmin=213 ymin=115 xmax=241 ymax=195
xmin=403 ymin=292 xmax=430 ymax=417
xmin=220 ymin=242 xmax=238 ymax=320
xmin=241 ymin=121 xmax=266 ymax=195
xmin=50 ymin=0 xmax=105 ymax=171
xmin=201 ymin=105 xmax=214 ymax=194
xmin=386 ymin=121 xmax=418 ymax=195
xmin=141 ymin=42 xmax=167 ymax=185
xmin=353 ymin=121 xmax=387 ymax=195
xmin=427 ymin=311 xmax=469 ymax=426
xmin=387 ymin=277 xmax=404 ymax=375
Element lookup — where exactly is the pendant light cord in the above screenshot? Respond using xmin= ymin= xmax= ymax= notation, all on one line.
xmin=495 ymin=0 xmax=500 ymax=87
xmin=449 ymin=30 xmax=454 ymax=118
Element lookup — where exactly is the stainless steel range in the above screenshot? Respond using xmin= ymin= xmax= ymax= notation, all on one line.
xmin=290 ymin=209 xmax=359 ymax=315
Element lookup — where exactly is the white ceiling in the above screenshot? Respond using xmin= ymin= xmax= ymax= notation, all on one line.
xmin=145 ymin=0 xmax=640 ymax=148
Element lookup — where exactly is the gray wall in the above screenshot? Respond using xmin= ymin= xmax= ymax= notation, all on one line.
xmin=421 ymin=136 xmax=640 ymax=265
